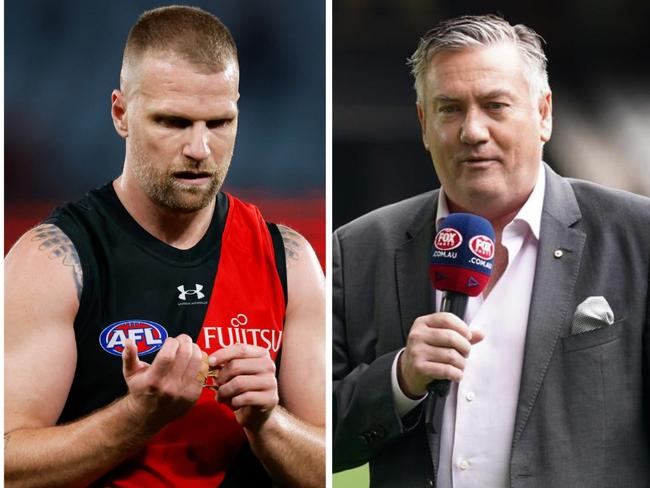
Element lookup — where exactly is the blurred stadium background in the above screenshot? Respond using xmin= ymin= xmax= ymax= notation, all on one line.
xmin=4 ymin=1 xmax=324 ymax=267
xmin=333 ymin=0 xmax=649 ymax=486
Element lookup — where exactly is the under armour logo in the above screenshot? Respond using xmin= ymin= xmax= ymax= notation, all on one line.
xmin=177 ymin=284 xmax=205 ymax=300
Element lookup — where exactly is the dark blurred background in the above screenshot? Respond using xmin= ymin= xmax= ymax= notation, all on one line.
xmin=5 ymin=1 xmax=325 ymax=264
xmin=334 ymin=0 xmax=650 ymax=229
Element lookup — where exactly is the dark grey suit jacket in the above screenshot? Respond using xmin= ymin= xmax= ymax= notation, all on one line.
xmin=333 ymin=165 xmax=650 ymax=487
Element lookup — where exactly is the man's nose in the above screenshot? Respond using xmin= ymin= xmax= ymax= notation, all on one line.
xmin=183 ymin=123 xmax=211 ymax=160
xmin=459 ymin=108 xmax=489 ymax=145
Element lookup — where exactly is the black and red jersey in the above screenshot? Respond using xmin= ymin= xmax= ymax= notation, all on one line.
xmin=46 ymin=183 xmax=286 ymax=486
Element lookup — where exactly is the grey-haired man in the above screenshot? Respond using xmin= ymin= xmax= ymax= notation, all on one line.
xmin=334 ymin=14 xmax=649 ymax=487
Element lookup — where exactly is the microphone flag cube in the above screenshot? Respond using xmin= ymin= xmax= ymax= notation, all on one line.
xmin=429 ymin=213 xmax=495 ymax=297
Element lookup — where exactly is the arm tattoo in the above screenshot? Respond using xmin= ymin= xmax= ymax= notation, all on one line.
xmin=277 ymin=224 xmax=302 ymax=262
xmin=5 ymin=432 xmax=12 ymax=449
xmin=31 ymin=224 xmax=83 ymax=299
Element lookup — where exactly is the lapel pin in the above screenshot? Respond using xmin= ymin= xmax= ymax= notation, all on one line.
xmin=554 ymin=249 xmax=563 ymax=258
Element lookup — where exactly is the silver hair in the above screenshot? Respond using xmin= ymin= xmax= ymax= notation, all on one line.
xmin=408 ymin=14 xmax=549 ymax=104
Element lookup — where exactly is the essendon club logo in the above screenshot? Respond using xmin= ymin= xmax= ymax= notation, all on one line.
xmin=434 ymin=228 xmax=463 ymax=251
xmin=469 ymin=235 xmax=495 ymax=260
xmin=99 ymin=320 xmax=168 ymax=357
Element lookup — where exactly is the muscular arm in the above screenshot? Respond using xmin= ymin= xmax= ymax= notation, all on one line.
xmin=4 ymin=225 xmax=203 ymax=488
xmin=211 ymin=225 xmax=325 ymax=487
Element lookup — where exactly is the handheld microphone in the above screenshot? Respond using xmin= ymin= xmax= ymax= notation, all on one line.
xmin=428 ymin=213 xmax=495 ymax=397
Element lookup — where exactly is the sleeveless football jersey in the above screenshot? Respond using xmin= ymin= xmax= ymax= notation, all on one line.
xmin=46 ymin=183 xmax=286 ymax=487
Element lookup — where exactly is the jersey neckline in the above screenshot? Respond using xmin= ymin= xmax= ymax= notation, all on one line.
xmin=90 ymin=182 xmax=229 ymax=265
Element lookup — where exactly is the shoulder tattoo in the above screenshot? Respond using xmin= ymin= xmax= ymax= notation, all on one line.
xmin=277 ymin=224 xmax=302 ymax=262
xmin=31 ymin=224 xmax=83 ymax=299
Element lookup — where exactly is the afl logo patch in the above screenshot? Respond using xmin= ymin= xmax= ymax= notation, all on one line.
xmin=469 ymin=235 xmax=495 ymax=260
xmin=99 ymin=320 xmax=168 ymax=357
xmin=434 ymin=228 xmax=463 ymax=251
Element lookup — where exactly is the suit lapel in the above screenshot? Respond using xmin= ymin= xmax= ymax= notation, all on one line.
xmin=513 ymin=165 xmax=586 ymax=445
xmin=395 ymin=191 xmax=438 ymax=340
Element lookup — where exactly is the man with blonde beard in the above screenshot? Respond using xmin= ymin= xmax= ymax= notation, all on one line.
xmin=5 ymin=6 xmax=324 ymax=487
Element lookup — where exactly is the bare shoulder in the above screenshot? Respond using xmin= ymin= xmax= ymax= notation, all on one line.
xmin=5 ymin=224 xmax=81 ymax=431
xmin=274 ymin=225 xmax=324 ymax=424
xmin=6 ymin=223 xmax=82 ymax=304
xmin=278 ymin=224 xmax=324 ymax=294
xmin=276 ymin=224 xmax=309 ymax=265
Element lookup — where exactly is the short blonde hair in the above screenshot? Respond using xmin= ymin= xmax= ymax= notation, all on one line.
xmin=122 ymin=5 xmax=237 ymax=76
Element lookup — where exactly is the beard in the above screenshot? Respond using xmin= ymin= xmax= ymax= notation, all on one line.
xmin=130 ymin=152 xmax=231 ymax=213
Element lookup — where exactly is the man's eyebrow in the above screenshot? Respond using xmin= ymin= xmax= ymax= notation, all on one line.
xmin=150 ymin=111 xmax=191 ymax=120
xmin=150 ymin=109 xmax=238 ymax=121
xmin=432 ymin=95 xmax=460 ymax=104
xmin=480 ymin=89 xmax=515 ymax=100
xmin=432 ymin=90 xmax=515 ymax=104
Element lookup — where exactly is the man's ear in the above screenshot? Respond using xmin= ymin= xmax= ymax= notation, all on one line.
xmin=416 ymin=102 xmax=429 ymax=151
xmin=111 ymin=89 xmax=128 ymax=138
xmin=539 ymin=91 xmax=552 ymax=143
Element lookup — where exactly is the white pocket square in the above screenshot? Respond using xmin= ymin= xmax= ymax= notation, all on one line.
xmin=571 ymin=296 xmax=614 ymax=335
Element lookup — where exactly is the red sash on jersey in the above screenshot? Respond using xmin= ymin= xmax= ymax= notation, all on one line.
xmin=105 ymin=194 xmax=285 ymax=487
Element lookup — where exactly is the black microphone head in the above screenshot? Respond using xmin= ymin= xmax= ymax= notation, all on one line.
xmin=429 ymin=213 xmax=495 ymax=297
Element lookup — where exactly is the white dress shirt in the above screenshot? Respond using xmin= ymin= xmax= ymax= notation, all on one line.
xmin=391 ymin=163 xmax=546 ymax=487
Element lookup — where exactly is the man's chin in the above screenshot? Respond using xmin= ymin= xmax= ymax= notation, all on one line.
xmin=459 ymin=178 xmax=503 ymax=198
xmin=446 ymin=182 xmax=506 ymax=213
xmin=154 ymin=186 xmax=219 ymax=213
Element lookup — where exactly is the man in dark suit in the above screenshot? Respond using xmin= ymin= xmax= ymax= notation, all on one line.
xmin=333 ymin=14 xmax=650 ymax=487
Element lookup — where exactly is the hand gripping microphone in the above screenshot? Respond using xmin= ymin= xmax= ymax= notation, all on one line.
xmin=427 ymin=213 xmax=495 ymax=397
